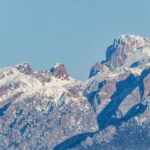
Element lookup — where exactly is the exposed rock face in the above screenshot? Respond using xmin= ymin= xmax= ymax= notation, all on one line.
xmin=89 ymin=63 xmax=109 ymax=77
xmin=16 ymin=63 xmax=33 ymax=75
xmin=0 ymin=95 xmax=98 ymax=150
xmin=90 ymin=35 xmax=150 ymax=76
xmin=34 ymin=70 xmax=51 ymax=83
xmin=50 ymin=64 xmax=69 ymax=79
xmin=106 ymin=35 xmax=150 ymax=69
xmin=0 ymin=34 xmax=149 ymax=150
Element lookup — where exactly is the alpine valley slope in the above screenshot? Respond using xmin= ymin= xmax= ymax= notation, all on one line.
xmin=0 ymin=35 xmax=150 ymax=150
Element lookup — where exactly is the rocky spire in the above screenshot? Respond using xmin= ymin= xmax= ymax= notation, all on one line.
xmin=50 ymin=63 xmax=69 ymax=79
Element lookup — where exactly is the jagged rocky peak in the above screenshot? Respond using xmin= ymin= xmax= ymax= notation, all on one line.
xmin=89 ymin=62 xmax=109 ymax=77
xmin=113 ymin=34 xmax=150 ymax=50
xmin=34 ymin=70 xmax=51 ymax=83
xmin=6 ymin=62 xmax=70 ymax=83
xmin=90 ymin=34 xmax=150 ymax=77
xmin=16 ymin=63 xmax=33 ymax=75
xmin=50 ymin=63 xmax=69 ymax=79
xmin=106 ymin=34 xmax=150 ymax=69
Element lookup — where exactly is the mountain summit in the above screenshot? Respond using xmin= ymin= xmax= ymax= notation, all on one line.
xmin=50 ymin=63 xmax=69 ymax=79
xmin=0 ymin=34 xmax=150 ymax=150
xmin=105 ymin=35 xmax=150 ymax=68
xmin=90 ymin=34 xmax=150 ymax=77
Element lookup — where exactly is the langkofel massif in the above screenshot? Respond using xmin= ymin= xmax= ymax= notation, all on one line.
xmin=0 ymin=35 xmax=150 ymax=150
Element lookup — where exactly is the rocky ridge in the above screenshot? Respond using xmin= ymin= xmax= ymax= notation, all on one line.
xmin=0 ymin=34 xmax=149 ymax=150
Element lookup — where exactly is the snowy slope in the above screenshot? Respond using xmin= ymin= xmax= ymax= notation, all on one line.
xmin=0 ymin=63 xmax=83 ymax=105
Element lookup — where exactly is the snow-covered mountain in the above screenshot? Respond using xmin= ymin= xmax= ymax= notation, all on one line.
xmin=0 ymin=34 xmax=150 ymax=150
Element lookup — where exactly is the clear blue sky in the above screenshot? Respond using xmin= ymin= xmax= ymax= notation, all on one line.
xmin=0 ymin=0 xmax=150 ymax=79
